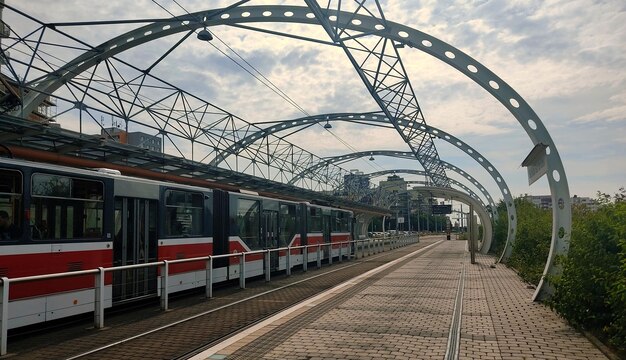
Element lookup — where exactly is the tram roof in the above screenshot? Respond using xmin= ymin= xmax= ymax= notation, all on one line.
xmin=0 ymin=114 xmax=390 ymax=216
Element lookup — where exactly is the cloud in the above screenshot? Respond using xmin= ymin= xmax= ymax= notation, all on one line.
xmin=6 ymin=0 xmax=626 ymax=199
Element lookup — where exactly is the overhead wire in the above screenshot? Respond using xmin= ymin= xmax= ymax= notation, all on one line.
xmin=152 ymin=0 xmax=387 ymax=173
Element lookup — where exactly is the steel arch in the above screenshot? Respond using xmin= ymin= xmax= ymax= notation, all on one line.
xmin=211 ymin=112 xmax=515 ymax=261
xmin=365 ymin=169 xmax=489 ymax=214
xmin=290 ymin=150 xmax=493 ymax=206
xmin=13 ymin=4 xmax=569 ymax=300
xmin=410 ymin=186 xmax=493 ymax=254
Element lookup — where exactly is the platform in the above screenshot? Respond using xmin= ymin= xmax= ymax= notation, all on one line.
xmin=192 ymin=240 xmax=607 ymax=360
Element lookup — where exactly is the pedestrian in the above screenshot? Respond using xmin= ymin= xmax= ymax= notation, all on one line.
xmin=0 ymin=210 xmax=20 ymax=240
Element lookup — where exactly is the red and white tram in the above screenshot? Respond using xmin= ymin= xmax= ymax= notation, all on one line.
xmin=0 ymin=158 xmax=353 ymax=330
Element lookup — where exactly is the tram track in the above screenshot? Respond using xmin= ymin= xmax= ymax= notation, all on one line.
xmin=10 ymin=237 xmax=444 ymax=360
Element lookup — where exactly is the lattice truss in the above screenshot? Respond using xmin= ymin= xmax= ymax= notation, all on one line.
xmin=0 ymin=4 xmax=349 ymax=192
xmin=303 ymin=0 xmax=449 ymax=186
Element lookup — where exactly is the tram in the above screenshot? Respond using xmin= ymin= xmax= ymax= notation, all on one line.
xmin=0 ymin=157 xmax=353 ymax=330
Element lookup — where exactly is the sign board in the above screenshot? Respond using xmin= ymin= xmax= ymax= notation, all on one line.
xmin=522 ymin=143 xmax=548 ymax=185
xmin=431 ymin=204 xmax=452 ymax=215
xmin=397 ymin=217 xmax=405 ymax=224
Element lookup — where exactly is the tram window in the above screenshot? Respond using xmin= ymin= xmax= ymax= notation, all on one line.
xmin=30 ymin=174 xmax=104 ymax=240
xmin=308 ymin=207 xmax=322 ymax=233
xmin=331 ymin=210 xmax=339 ymax=232
xmin=233 ymin=198 xmax=260 ymax=249
xmin=164 ymin=190 xmax=203 ymax=237
xmin=279 ymin=204 xmax=297 ymax=247
xmin=0 ymin=169 xmax=23 ymax=241
xmin=331 ymin=210 xmax=350 ymax=232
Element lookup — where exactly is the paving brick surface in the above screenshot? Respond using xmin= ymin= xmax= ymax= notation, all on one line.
xmin=206 ymin=240 xmax=608 ymax=360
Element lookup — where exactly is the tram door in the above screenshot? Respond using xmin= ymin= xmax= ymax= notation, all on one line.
xmin=113 ymin=197 xmax=158 ymax=302
xmin=262 ymin=210 xmax=279 ymax=271
xmin=322 ymin=214 xmax=332 ymax=260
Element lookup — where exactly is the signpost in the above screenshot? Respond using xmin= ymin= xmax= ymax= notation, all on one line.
xmin=522 ymin=143 xmax=548 ymax=185
xmin=431 ymin=204 xmax=452 ymax=215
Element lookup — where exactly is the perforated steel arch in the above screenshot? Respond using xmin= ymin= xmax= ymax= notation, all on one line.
xmin=212 ymin=113 xmax=516 ymax=261
xmin=411 ymin=186 xmax=493 ymax=253
xmin=290 ymin=150 xmax=492 ymax=204
xmin=365 ymin=169 xmax=489 ymax=214
xmin=14 ymin=4 xmax=570 ymax=300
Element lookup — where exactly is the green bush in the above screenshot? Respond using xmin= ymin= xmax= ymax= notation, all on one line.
xmin=489 ymin=200 xmax=509 ymax=256
xmin=507 ymin=197 xmax=552 ymax=284
xmin=495 ymin=190 xmax=625 ymax=352
xmin=551 ymin=194 xmax=626 ymax=351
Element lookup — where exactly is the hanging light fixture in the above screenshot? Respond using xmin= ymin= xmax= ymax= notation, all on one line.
xmin=369 ymin=153 xmax=375 ymax=161
xmin=197 ymin=28 xmax=213 ymax=41
xmin=324 ymin=121 xmax=332 ymax=129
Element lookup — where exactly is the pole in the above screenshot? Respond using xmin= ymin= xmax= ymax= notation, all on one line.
xmin=469 ymin=204 xmax=476 ymax=264
xmin=407 ymin=194 xmax=411 ymax=233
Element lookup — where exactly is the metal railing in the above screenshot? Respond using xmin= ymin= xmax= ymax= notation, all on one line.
xmin=0 ymin=235 xmax=418 ymax=355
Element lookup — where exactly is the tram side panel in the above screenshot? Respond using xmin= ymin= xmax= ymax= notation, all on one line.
xmin=155 ymin=186 xmax=213 ymax=294
xmin=226 ymin=193 xmax=268 ymax=280
xmin=0 ymin=163 xmax=115 ymax=329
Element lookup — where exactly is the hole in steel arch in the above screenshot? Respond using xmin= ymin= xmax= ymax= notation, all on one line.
xmin=263 ymin=11 xmax=272 ymax=17
xmin=510 ymin=98 xmax=520 ymax=108
xmin=306 ymin=13 xmax=315 ymax=18
xmin=352 ymin=19 xmax=362 ymax=25
xmin=546 ymin=146 xmax=551 ymax=155
xmin=511 ymin=215 xmax=514 ymax=220
xmin=558 ymin=227 xmax=565 ymax=238
xmin=467 ymin=64 xmax=478 ymax=73
xmin=242 ymin=12 xmax=250 ymax=17
xmin=329 ymin=15 xmax=337 ymax=21
xmin=552 ymin=170 xmax=560 ymax=182
xmin=284 ymin=11 xmax=293 ymax=17
xmin=375 ymin=24 xmax=385 ymax=30
xmin=528 ymin=119 xmax=537 ymax=130
xmin=221 ymin=13 xmax=230 ymax=19
xmin=398 ymin=31 xmax=409 ymax=38
xmin=445 ymin=51 xmax=455 ymax=59
xmin=421 ymin=39 xmax=432 ymax=47
xmin=558 ymin=198 xmax=564 ymax=210
xmin=489 ymin=80 xmax=499 ymax=90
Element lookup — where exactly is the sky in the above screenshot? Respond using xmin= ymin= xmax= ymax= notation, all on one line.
xmin=5 ymin=0 xmax=626 ymax=202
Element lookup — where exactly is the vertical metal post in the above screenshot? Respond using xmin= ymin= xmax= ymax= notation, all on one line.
xmin=317 ymin=244 xmax=322 ymax=269
xmin=368 ymin=239 xmax=371 ymax=256
xmin=328 ymin=243 xmax=333 ymax=265
xmin=361 ymin=240 xmax=365 ymax=258
xmin=160 ymin=260 xmax=169 ymax=311
xmin=1 ymin=277 xmax=9 ymax=356
xmin=94 ymin=267 xmax=105 ymax=329
xmin=339 ymin=242 xmax=343 ymax=262
xmin=303 ymin=246 xmax=308 ymax=272
xmin=470 ymin=205 xmax=476 ymax=264
xmin=240 ymin=253 xmax=246 ymax=289
xmin=265 ymin=250 xmax=271 ymax=282
xmin=286 ymin=247 xmax=292 ymax=276
xmin=206 ymin=256 xmax=213 ymax=298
